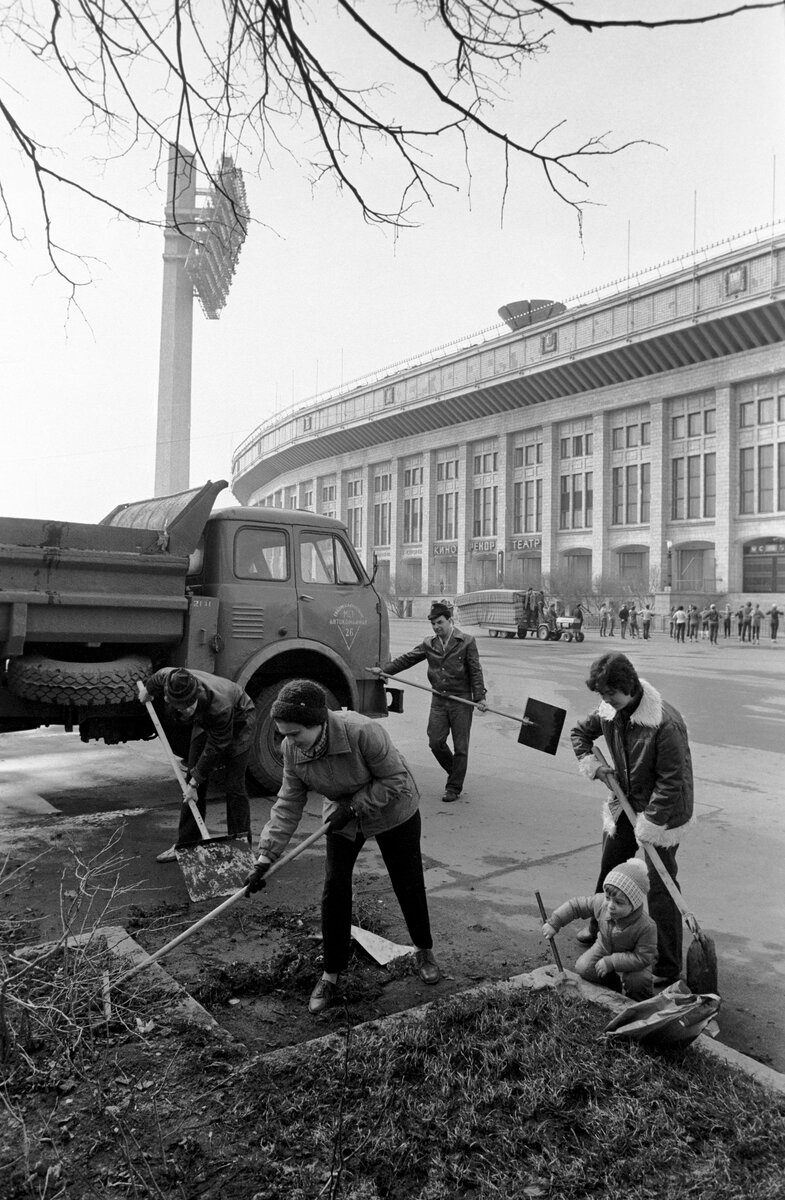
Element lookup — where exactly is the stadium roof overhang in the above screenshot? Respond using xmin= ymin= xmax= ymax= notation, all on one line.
xmin=233 ymin=297 xmax=785 ymax=500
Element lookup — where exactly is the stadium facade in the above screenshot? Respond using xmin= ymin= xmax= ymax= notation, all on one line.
xmin=231 ymin=226 xmax=785 ymax=608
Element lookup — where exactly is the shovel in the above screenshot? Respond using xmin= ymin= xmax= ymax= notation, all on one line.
xmin=113 ymin=822 xmax=329 ymax=986
xmin=373 ymin=670 xmax=566 ymax=755
xmin=137 ymin=681 xmax=256 ymax=901
xmin=592 ymin=746 xmax=718 ymax=994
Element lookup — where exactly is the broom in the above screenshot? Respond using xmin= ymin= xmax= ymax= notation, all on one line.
xmin=592 ymin=747 xmax=718 ymax=995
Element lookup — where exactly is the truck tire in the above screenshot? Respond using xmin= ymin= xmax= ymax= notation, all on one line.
xmin=536 ymin=624 xmax=550 ymax=640
xmin=249 ymin=679 xmax=340 ymax=794
xmin=7 ymin=653 xmax=152 ymax=706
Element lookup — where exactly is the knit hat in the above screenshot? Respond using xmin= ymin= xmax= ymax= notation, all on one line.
xmin=604 ymin=858 xmax=650 ymax=910
xmin=164 ymin=668 xmax=199 ymax=708
xmin=428 ymin=601 xmax=453 ymax=622
xmin=271 ymin=679 xmax=328 ymax=727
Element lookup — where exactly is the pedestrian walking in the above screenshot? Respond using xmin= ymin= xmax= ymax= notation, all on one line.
xmin=767 ymin=603 xmax=782 ymax=641
xmin=246 ymin=680 xmax=441 ymax=1013
xmin=641 ymin=604 xmax=654 ymax=640
xmin=751 ymin=603 xmax=763 ymax=643
xmin=618 ymin=603 xmax=630 ymax=639
xmin=140 ymin=667 xmax=255 ymax=862
xmin=542 ymin=857 xmax=657 ymax=1000
xmin=741 ymin=602 xmax=753 ymax=643
xmin=673 ymin=605 xmax=687 ymax=643
xmin=707 ymin=604 xmax=720 ymax=646
xmin=570 ymin=653 xmax=694 ymax=986
xmin=669 ymin=605 xmax=676 ymax=638
xmin=373 ymin=600 xmax=487 ymax=803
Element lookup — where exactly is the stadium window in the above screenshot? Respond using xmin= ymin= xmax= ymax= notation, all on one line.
xmin=672 ymin=415 xmax=685 ymax=440
xmin=739 ymin=447 xmax=754 ymax=514
xmin=704 ymin=409 xmax=716 ymax=434
xmin=687 ymin=412 xmax=702 ymax=438
xmin=759 ymin=397 xmax=774 ymax=425
xmin=739 ymin=402 xmax=754 ymax=428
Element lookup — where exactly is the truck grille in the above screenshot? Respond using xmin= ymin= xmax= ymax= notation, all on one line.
xmin=231 ymin=605 xmax=266 ymax=639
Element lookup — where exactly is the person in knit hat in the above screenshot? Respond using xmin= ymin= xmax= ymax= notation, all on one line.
xmin=542 ymin=857 xmax=657 ymax=999
xmin=247 ymin=679 xmax=441 ymax=1013
xmin=370 ymin=600 xmax=487 ymax=803
xmin=140 ymin=667 xmax=256 ymax=862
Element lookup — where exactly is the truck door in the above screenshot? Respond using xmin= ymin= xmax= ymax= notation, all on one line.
xmin=218 ymin=524 xmax=298 ymax=678
xmin=296 ymin=528 xmax=381 ymax=674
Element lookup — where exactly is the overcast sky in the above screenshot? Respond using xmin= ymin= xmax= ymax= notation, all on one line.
xmin=2 ymin=3 xmax=784 ymax=522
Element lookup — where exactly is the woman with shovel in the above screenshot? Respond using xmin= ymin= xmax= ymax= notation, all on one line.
xmin=245 ymin=680 xmax=440 ymax=1014
xmin=570 ymin=653 xmax=694 ymax=988
xmin=371 ymin=600 xmax=487 ymax=803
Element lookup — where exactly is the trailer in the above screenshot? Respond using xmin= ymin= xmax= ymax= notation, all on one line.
xmin=453 ymin=590 xmax=551 ymax=640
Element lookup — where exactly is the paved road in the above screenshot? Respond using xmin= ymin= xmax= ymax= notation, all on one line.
xmin=1 ymin=620 xmax=783 ymax=1070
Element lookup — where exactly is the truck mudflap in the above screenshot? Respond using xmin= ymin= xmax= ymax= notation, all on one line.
xmin=357 ymin=677 xmax=403 ymax=718
xmin=100 ymin=480 xmax=228 ymax=558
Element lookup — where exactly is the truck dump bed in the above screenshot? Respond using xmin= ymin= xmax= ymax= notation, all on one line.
xmin=0 ymin=481 xmax=226 ymax=656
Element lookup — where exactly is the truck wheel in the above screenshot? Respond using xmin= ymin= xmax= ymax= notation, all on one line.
xmin=7 ymin=653 xmax=152 ymax=706
xmin=249 ymin=679 xmax=340 ymax=794
xmin=536 ymin=624 xmax=550 ymax=640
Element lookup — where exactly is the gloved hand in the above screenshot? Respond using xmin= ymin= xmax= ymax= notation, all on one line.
xmin=245 ymin=862 xmax=271 ymax=894
xmin=326 ymin=804 xmax=356 ymax=831
xmin=181 ymin=782 xmax=200 ymax=806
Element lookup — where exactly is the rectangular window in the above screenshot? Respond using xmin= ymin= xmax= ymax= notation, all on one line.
xmin=560 ymin=438 xmax=570 ymax=459
xmin=373 ymin=502 xmax=391 ymax=545
xmin=687 ymin=455 xmax=701 ymax=519
xmin=585 ymin=472 xmax=593 ymax=529
xmin=612 ymin=467 xmax=624 ymax=524
xmin=513 ymin=482 xmax=523 ymax=533
xmin=625 ymin=464 xmax=638 ymax=525
xmin=779 ymin=444 xmax=785 ymax=510
xmin=572 ymin=474 xmax=583 ymax=529
xmin=585 ymin=432 xmax=593 ymax=456
xmin=404 ymin=469 xmax=411 ymax=488
xmin=739 ymin=402 xmax=754 ymax=428
xmin=347 ymin=507 xmax=363 ymax=547
xmin=672 ymin=415 xmax=685 ymax=440
xmin=687 ymin=412 xmax=702 ymax=438
xmin=704 ymin=409 xmax=716 ymax=434
xmin=573 ymin=435 xmax=583 ymax=457
xmin=739 ymin=447 xmax=754 ymax=514
xmin=703 ymin=453 xmax=716 ymax=518
xmin=759 ymin=444 xmax=774 ymax=512
xmin=640 ymin=462 xmax=651 ymax=524
xmin=513 ymin=447 xmax=524 ymax=468
xmin=374 ymin=473 xmax=391 ymax=493
xmin=759 ymin=397 xmax=774 ymax=425
xmin=560 ymin=476 xmax=570 ymax=530
xmin=234 ymin=528 xmax=289 ymax=581
xmin=626 ymin=425 xmax=639 ymax=449
xmin=672 ymin=458 xmax=685 ymax=520
xmin=612 ymin=428 xmax=624 ymax=450
xmin=536 ymin=478 xmax=542 ymax=531
xmin=472 ymin=486 xmax=498 ymax=536
xmin=321 ymin=485 xmax=336 ymax=503
xmin=303 ymin=490 xmax=313 ymax=509
xmin=524 ymin=481 xmax=539 ymax=533
xmin=779 ymin=396 xmax=785 ymax=422
xmin=436 ymin=463 xmax=444 ymax=481
xmin=640 ymin=422 xmax=651 ymax=446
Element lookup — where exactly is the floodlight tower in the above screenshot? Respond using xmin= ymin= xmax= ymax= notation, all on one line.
xmin=154 ymin=146 xmax=249 ymax=496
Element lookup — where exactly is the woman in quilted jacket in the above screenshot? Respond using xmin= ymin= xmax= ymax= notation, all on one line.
xmin=570 ymin=653 xmax=694 ymax=986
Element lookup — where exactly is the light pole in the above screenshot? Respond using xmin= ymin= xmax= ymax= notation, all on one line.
xmin=666 ymin=541 xmax=673 ymax=591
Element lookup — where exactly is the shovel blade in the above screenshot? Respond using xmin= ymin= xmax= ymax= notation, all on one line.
xmin=175 ymin=838 xmax=256 ymax=902
xmin=517 ymin=697 xmax=567 ymax=755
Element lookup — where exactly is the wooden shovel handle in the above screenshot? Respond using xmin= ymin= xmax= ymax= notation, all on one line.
xmin=371 ymin=668 xmax=531 ymax=725
xmin=591 ymin=746 xmax=697 ymax=932
xmin=535 ymin=890 xmax=564 ymax=973
xmin=136 ymin=680 xmax=211 ymax=841
xmin=114 ymin=822 xmax=330 ymax=985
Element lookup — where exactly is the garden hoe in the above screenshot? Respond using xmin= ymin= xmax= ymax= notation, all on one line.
xmin=137 ymin=681 xmax=256 ymax=902
xmin=592 ymin=746 xmax=718 ymax=995
xmin=372 ymin=669 xmax=567 ymax=755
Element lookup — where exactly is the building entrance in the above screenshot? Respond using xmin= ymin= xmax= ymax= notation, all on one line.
xmin=743 ymin=538 xmax=785 ymax=592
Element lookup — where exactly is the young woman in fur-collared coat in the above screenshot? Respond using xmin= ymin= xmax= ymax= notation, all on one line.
xmin=570 ymin=653 xmax=694 ymax=985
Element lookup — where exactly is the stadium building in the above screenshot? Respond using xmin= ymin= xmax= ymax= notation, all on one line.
xmin=231 ymin=225 xmax=785 ymax=613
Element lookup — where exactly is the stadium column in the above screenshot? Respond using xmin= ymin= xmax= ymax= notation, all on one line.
xmin=648 ymin=399 xmax=667 ymax=596
xmin=497 ymin=434 xmax=511 ymax=587
xmin=540 ymin=425 xmax=557 ymax=580
xmin=422 ymin=453 xmax=434 ymax=595
xmin=456 ymin=443 xmax=472 ymax=594
xmin=390 ymin=457 xmax=403 ymax=598
xmin=591 ymin=409 xmax=610 ymax=580
xmin=712 ymin=385 xmax=732 ymax=592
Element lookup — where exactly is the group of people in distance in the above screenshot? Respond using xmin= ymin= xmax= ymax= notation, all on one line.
xmin=141 ymin=598 xmax=693 ymax=1015
xmin=670 ymin=600 xmax=782 ymax=644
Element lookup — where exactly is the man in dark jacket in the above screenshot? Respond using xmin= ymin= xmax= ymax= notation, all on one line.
xmin=141 ymin=667 xmax=256 ymax=861
xmin=570 ymin=652 xmax=694 ymax=985
xmin=372 ymin=601 xmax=487 ymax=803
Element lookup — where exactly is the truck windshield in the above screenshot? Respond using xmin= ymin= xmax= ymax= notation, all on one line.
xmin=300 ymin=532 xmax=362 ymax=585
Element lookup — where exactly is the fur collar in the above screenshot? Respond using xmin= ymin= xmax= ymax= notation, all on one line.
xmin=597 ymin=679 xmax=663 ymax=728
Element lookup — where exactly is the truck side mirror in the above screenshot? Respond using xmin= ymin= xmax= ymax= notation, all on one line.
xmin=370 ymin=552 xmax=379 ymax=583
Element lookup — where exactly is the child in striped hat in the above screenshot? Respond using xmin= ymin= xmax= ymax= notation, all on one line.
xmin=542 ymin=857 xmax=658 ymax=999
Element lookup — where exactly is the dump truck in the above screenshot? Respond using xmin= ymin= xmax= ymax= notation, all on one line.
xmin=0 ymin=481 xmax=401 ymax=792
